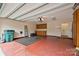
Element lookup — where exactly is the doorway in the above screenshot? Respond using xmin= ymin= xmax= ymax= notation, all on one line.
xmin=24 ymin=25 xmax=28 ymax=37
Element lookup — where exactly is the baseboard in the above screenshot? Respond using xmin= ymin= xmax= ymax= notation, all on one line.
xmin=14 ymin=35 xmax=72 ymax=40
xmin=47 ymin=35 xmax=60 ymax=38
xmin=14 ymin=36 xmax=28 ymax=40
xmin=47 ymin=35 xmax=72 ymax=39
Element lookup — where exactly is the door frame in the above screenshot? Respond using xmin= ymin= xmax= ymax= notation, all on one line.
xmin=24 ymin=25 xmax=28 ymax=37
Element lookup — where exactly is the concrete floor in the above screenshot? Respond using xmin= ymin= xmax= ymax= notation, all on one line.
xmin=1 ymin=36 xmax=75 ymax=56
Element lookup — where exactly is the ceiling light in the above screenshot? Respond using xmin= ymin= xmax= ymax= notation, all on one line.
xmin=38 ymin=17 xmax=44 ymax=22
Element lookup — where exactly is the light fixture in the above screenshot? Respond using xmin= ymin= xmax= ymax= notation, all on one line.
xmin=38 ymin=17 xmax=44 ymax=22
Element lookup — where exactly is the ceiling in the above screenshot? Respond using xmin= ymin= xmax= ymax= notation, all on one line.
xmin=0 ymin=3 xmax=74 ymax=22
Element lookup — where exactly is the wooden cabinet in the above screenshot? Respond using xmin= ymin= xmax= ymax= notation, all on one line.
xmin=73 ymin=10 xmax=77 ymax=46
xmin=76 ymin=9 xmax=79 ymax=47
xmin=36 ymin=23 xmax=47 ymax=36
xmin=36 ymin=31 xmax=46 ymax=36
xmin=73 ymin=9 xmax=79 ymax=47
xmin=36 ymin=24 xmax=47 ymax=29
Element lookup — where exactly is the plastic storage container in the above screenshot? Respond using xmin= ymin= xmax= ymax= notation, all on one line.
xmin=4 ymin=30 xmax=15 ymax=42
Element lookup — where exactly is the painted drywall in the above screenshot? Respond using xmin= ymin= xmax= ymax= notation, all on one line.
xmin=35 ymin=18 xmax=72 ymax=38
xmin=0 ymin=17 xmax=72 ymax=39
xmin=47 ymin=20 xmax=72 ymax=38
xmin=0 ymin=18 xmax=36 ymax=38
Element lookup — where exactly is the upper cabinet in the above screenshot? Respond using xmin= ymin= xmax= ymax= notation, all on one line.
xmin=36 ymin=24 xmax=47 ymax=29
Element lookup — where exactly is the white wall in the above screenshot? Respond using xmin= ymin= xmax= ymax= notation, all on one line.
xmin=0 ymin=18 xmax=36 ymax=38
xmin=0 ymin=17 xmax=72 ymax=39
xmin=47 ymin=20 xmax=72 ymax=38
xmin=47 ymin=20 xmax=61 ymax=36
xmin=35 ymin=18 xmax=72 ymax=38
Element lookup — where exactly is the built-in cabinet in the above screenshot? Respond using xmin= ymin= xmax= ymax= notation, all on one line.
xmin=73 ymin=4 xmax=79 ymax=47
xmin=36 ymin=23 xmax=47 ymax=36
xmin=36 ymin=24 xmax=47 ymax=29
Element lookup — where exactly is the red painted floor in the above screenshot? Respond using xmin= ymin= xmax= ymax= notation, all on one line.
xmin=1 ymin=36 xmax=76 ymax=56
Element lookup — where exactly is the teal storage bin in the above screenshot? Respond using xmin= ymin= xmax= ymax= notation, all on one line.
xmin=4 ymin=30 xmax=15 ymax=42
